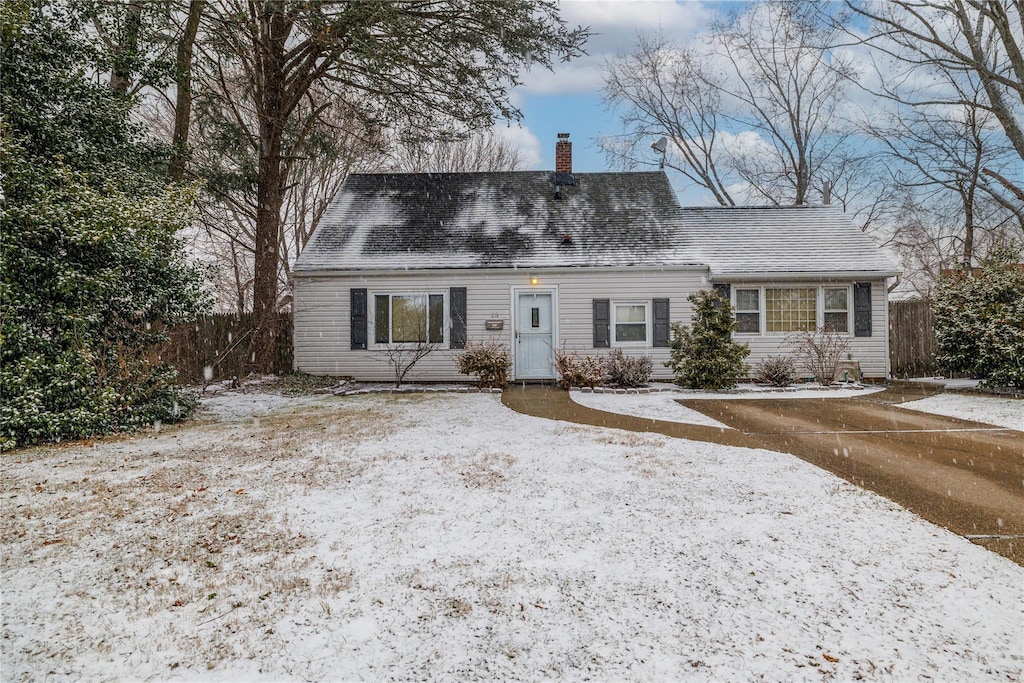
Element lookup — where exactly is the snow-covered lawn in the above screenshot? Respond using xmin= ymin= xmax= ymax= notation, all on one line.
xmin=569 ymin=385 xmax=885 ymax=429
xmin=570 ymin=391 xmax=733 ymax=428
xmin=898 ymin=393 xmax=1023 ymax=431
xmin=2 ymin=391 xmax=1021 ymax=681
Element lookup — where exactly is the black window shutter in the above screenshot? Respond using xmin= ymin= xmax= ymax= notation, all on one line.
xmin=350 ymin=288 xmax=367 ymax=350
xmin=653 ymin=298 xmax=670 ymax=348
xmin=374 ymin=295 xmax=389 ymax=344
xmin=593 ymin=299 xmax=610 ymax=348
xmin=450 ymin=287 xmax=467 ymax=349
xmin=854 ymin=283 xmax=872 ymax=337
xmin=712 ymin=283 xmax=731 ymax=306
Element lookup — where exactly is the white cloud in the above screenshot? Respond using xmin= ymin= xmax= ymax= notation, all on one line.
xmin=495 ymin=122 xmax=544 ymax=168
xmin=718 ymin=129 xmax=772 ymax=158
xmin=520 ymin=0 xmax=713 ymax=95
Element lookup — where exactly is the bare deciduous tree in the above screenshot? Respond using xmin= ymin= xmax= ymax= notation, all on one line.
xmin=834 ymin=0 xmax=1024 ymax=289
xmin=846 ymin=0 xmax=1024 ymax=198
xmin=601 ymin=1 xmax=862 ymax=207
xmin=386 ymin=129 xmax=525 ymax=173
xmin=865 ymin=77 xmax=1022 ymax=272
xmin=601 ymin=34 xmax=736 ymax=205
xmin=711 ymin=0 xmax=859 ymax=206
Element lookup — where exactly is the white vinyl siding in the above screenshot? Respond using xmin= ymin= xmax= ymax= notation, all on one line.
xmin=725 ymin=280 xmax=889 ymax=378
xmin=293 ymin=272 xmax=892 ymax=381
xmin=293 ymin=268 xmax=705 ymax=382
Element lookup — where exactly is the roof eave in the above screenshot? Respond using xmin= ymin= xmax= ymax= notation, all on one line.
xmin=708 ymin=270 xmax=902 ymax=282
xmin=292 ymin=263 xmax=710 ymax=278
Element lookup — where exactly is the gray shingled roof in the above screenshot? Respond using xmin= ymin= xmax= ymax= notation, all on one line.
xmin=679 ymin=206 xmax=901 ymax=279
xmin=294 ymin=171 xmax=900 ymax=278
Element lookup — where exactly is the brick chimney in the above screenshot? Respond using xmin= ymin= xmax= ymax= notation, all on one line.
xmin=555 ymin=133 xmax=572 ymax=174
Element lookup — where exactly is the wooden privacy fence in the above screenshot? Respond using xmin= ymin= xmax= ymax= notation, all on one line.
xmin=159 ymin=313 xmax=293 ymax=384
xmin=888 ymin=299 xmax=937 ymax=378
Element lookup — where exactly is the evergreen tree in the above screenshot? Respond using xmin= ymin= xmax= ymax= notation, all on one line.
xmin=666 ymin=290 xmax=750 ymax=390
xmin=0 ymin=1 xmax=208 ymax=449
xmin=932 ymin=247 xmax=1024 ymax=389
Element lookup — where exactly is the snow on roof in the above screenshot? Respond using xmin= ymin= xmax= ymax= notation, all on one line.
xmin=679 ymin=206 xmax=901 ymax=279
xmin=294 ymin=172 xmax=900 ymax=278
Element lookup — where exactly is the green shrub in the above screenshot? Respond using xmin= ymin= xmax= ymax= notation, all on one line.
xmin=932 ymin=247 xmax=1024 ymax=389
xmin=665 ymin=290 xmax=750 ymax=390
xmin=753 ymin=355 xmax=796 ymax=387
xmin=0 ymin=10 xmax=209 ymax=450
xmin=456 ymin=341 xmax=512 ymax=388
xmin=553 ymin=348 xmax=606 ymax=389
xmin=605 ymin=349 xmax=653 ymax=387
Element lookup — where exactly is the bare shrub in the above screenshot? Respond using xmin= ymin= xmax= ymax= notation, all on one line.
xmin=381 ymin=341 xmax=439 ymax=387
xmin=553 ymin=348 xmax=606 ymax=389
xmin=455 ymin=340 xmax=512 ymax=388
xmin=788 ymin=328 xmax=851 ymax=385
xmin=753 ymin=355 xmax=796 ymax=387
xmin=605 ymin=349 xmax=653 ymax=387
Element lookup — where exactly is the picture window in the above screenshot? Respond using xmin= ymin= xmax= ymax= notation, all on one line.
xmin=374 ymin=293 xmax=444 ymax=344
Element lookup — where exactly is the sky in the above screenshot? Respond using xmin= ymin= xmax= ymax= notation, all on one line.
xmin=503 ymin=1 xmax=718 ymax=177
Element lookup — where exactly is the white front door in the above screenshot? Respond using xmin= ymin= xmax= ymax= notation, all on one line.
xmin=515 ymin=290 xmax=555 ymax=379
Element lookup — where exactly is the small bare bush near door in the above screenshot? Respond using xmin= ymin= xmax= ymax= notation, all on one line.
xmin=553 ymin=348 xmax=606 ymax=389
xmin=788 ymin=328 xmax=851 ymax=385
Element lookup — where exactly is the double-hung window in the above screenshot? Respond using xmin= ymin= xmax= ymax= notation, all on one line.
xmin=374 ymin=293 xmax=444 ymax=344
xmin=823 ymin=288 xmax=849 ymax=333
xmin=734 ymin=289 xmax=760 ymax=333
xmin=612 ymin=301 xmax=650 ymax=346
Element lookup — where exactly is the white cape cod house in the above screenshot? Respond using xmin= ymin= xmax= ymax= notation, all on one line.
xmin=292 ymin=139 xmax=900 ymax=383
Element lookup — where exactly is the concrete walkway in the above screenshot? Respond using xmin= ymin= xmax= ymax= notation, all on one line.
xmin=502 ymin=384 xmax=1024 ymax=565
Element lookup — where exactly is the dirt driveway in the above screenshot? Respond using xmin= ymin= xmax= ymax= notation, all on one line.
xmin=679 ymin=387 xmax=1024 ymax=565
xmin=503 ymin=385 xmax=1024 ymax=565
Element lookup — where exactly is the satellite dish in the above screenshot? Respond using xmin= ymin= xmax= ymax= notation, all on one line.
xmin=650 ymin=136 xmax=668 ymax=153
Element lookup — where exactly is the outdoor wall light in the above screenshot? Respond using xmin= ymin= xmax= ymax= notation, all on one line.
xmin=529 ymin=276 xmax=540 ymax=285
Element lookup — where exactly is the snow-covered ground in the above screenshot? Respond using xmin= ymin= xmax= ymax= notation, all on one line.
xmin=571 ymin=391 xmax=733 ymax=428
xmin=2 ymin=391 xmax=1021 ymax=681
xmin=570 ymin=385 xmax=886 ymax=429
xmin=899 ymin=393 xmax=1023 ymax=431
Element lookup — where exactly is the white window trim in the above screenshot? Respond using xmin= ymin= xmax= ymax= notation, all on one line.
xmin=611 ymin=300 xmax=652 ymax=347
xmin=733 ymin=288 xmax=761 ymax=336
xmin=732 ymin=285 xmax=854 ymax=337
xmin=371 ymin=291 xmax=447 ymax=347
xmin=822 ymin=286 xmax=852 ymax=334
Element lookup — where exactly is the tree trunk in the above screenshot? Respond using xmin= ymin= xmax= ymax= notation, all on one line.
xmin=169 ymin=0 xmax=204 ymax=182
xmin=251 ymin=87 xmax=287 ymax=374
xmin=109 ymin=1 xmax=143 ymax=94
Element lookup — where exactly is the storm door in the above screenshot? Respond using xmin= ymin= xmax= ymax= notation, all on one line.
xmin=514 ymin=291 xmax=555 ymax=379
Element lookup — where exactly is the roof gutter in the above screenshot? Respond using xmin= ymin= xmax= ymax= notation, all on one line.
xmin=708 ymin=270 xmax=902 ymax=282
xmin=293 ymin=264 xmax=710 ymax=278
